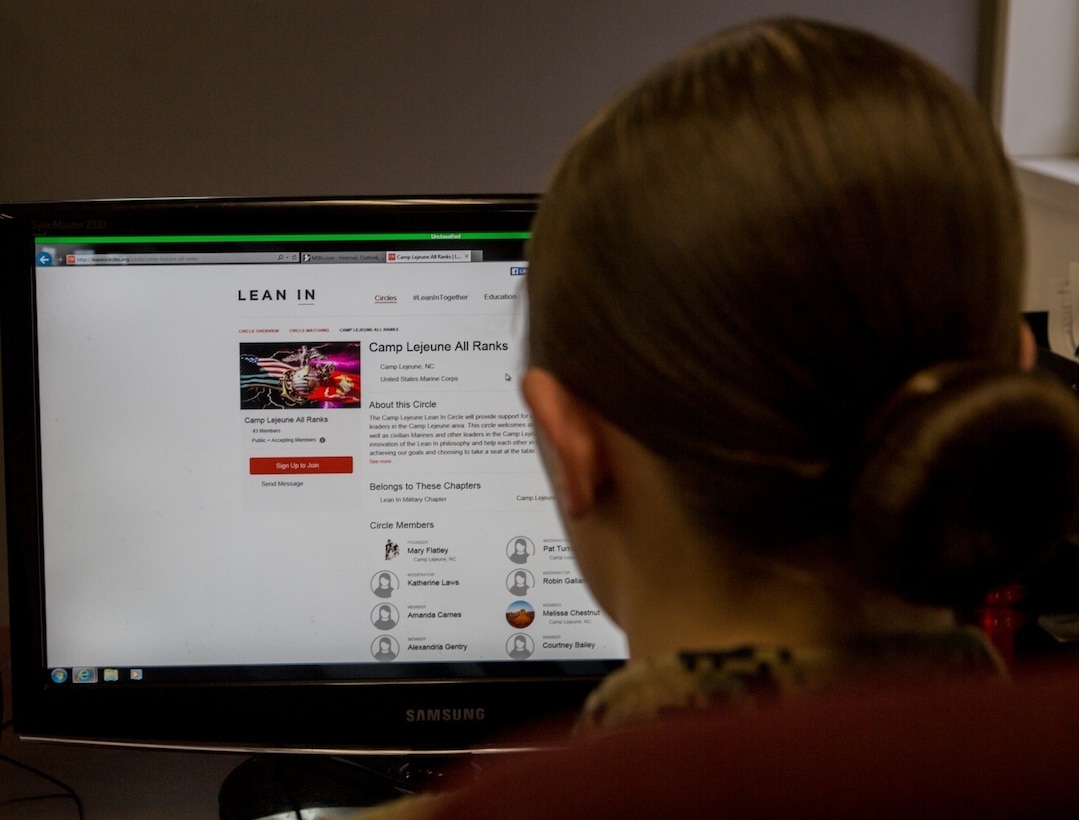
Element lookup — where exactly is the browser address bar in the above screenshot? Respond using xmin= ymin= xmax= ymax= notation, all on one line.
xmin=67 ymin=252 xmax=299 ymax=265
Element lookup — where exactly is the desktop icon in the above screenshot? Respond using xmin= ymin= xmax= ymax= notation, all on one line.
xmin=50 ymin=668 xmax=69 ymax=684
xmin=130 ymin=668 xmax=144 ymax=681
xmin=73 ymin=667 xmax=98 ymax=684
xmin=103 ymin=668 xmax=119 ymax=682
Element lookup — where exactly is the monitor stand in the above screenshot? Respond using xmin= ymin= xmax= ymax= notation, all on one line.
xmin=218 ymin=754 xmax=460 ymax=819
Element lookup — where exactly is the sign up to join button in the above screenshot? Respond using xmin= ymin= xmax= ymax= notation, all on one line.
xmin=250 ymin=456 xmax=354 ymax=475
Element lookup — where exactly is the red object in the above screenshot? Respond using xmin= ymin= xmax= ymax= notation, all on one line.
xmin=249 ymin=456 xmax=353 ymax=475
xmin=980 ymin=583 xmax=1028 ymax=668
xmin=432 ymin=666 xmax=1079 ymax=819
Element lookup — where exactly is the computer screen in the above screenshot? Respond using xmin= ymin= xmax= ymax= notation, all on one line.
xmin=1 ymin=196 xmax=628 ymax=753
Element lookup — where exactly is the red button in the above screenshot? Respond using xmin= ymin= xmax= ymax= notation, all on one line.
xmin=250 ymin=456 xmax=354 ymax=475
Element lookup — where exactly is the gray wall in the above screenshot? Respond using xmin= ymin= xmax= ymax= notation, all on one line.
xmin=1 ymin=1 xmax=981 ymax=201
xmin=0 ymin=1 xmax=982 ymax=625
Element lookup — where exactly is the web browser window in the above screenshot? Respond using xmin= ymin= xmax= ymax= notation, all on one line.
xmin=33 ymin=233 xmax=628 ymax=680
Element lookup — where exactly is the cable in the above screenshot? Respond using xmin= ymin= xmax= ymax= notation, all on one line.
xmin=0 ymin=792 xmax=83 ymax=813
xmin=322 ymin=754 xmax=423 ymax=795
xmin=1 ymin=676 xmax=85 ymax=820
xmin=0 ymin=752 xmax=86 ymax=820
xmin=1 ymin=754 xmax=86 ymax=818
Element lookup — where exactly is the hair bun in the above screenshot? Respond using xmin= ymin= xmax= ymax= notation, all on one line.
xmin=850 ymin=363 xmax=1079 ymax=607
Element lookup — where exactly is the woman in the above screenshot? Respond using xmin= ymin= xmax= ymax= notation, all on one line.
xmin=519 ymin=16 xmax=1079 ymax=732
xmin=363 ymin=17 xmax=1079 ymax=818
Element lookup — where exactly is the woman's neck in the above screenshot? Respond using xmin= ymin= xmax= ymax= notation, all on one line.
xmin=607 ymin=509 xmax=956 ymax=661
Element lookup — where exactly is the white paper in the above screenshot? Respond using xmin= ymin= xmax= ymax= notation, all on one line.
xmin=1046 ymin=262 xmax=1079 ymax=360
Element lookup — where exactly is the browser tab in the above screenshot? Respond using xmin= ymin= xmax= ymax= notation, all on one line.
xmin=386 ymin=251 xmax=473 ymax=263
xmin=301 ymin=251 xmax=386 ymax=264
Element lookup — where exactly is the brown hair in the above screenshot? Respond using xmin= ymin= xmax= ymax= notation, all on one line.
xmin=526 ymin=18 xmax=1079 ymax=605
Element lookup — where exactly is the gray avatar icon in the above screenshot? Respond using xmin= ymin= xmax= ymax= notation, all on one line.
xmin=373 ymin=635 xmax=399 ymax=661
xmin=506 ymin=634 xmax=534 ymax=659
xmin=372 ymin=603 xmax=398 ymax=630
xmin=507 ymin=536 xmax=534 ymax=564
xmin=507 ymin=569 xmax=533 ymax=596
xmin=372 ymin=571 xmax=398 ymax=598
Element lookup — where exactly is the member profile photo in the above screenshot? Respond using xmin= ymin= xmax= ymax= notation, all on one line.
xmin=372 ymin=635 xmax=399 ymax=662
xmin=371 ymin=570 xmax=399 ymax=599
xmin=371 ymin=603 xmax=399 ymax=630
xmin=505 ymin=600 xmax=535 ymax=629
xmin=506 ymin=536 xmax=535 ymax=564
xmin=506 ymin=569 xmax=534 ymax=596
xmin=506 ymin=634 xmax=534 ymax=659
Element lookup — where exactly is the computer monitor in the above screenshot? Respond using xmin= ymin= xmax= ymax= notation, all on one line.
xmin=0 ymin=196 xmax=628 ymax=754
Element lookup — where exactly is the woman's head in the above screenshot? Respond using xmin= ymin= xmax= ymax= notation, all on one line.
xmin=525 ymin=18 xmax=1079 ymax=607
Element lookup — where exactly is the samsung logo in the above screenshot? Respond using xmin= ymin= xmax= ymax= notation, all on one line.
xmin=405 ymin=707 xmax=486 ymax=723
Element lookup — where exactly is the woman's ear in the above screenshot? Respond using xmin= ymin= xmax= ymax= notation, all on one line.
xmin=1020 ymin=320 xmax=1037 ymax=372
xmin=521 ymin=367 xmax=609 ymax=519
